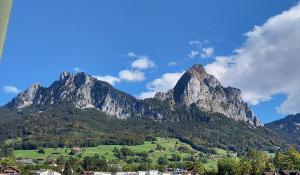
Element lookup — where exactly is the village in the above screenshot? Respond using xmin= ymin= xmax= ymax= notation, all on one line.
xmin=1 ymin=166 xmax=300 ymax=175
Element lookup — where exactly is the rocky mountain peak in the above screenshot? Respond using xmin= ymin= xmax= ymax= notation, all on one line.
xmin=186 ymin=64 xmax=208 ymax=78
xmin=5 ymin=65 xmax=262 ymax=127
xmin=60 ymin=71 xmax=73 ymax=81
xmin=156 ymin=64 xmax=262 ymax=127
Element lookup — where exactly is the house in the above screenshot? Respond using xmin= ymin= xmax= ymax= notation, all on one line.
xmin=138 ymin=171 xmax=147 ymax=175
xmin=16 ymin=158 xmax=36 ymax=166
xmin=263 ymin=172 xmax=279 ymax=175
xmin=35 ymin=169 xmax=61 ymax=175
xmin=278 ymin=170 xmax=300 ymax=175
xmin=0 ymin=166 xmax=20 ymax=175
xmin=182 ymin=171 xmax=200 ymax=175
xmin=146 ymin=170 xmax=158 ymax=175
xmin=127 ymin=172 xmax=138 ymax=175
xmin=115 ymin=172 xmax=128 ymax=175
xmin=72 ymin=146 xmax=81 ymax=153
xmin=263 ymin=171 xmax=280 ymax=175
xmin=160 ymin=172 xmax=171 ymax=175
xmin=172 ymin=169 xmax=187 ymax=175
xmin=93 ymin=172 xmax=111 ymax=175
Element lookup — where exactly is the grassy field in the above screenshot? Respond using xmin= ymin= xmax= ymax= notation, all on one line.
xmin=14 ymin=137 xmax=234 ymax=170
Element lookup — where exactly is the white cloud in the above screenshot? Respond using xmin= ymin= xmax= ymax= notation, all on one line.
xmin=189 ymin=40 xmax=201 ymax=46
xmin=138 ymin=72 xmax=184 ymax=99
xmin=187 ymin=50 xmax=199 ymax=58
xmin=138 ymin=91 xmax=157 ymax=99
xmin=201 ymin=47 xmax=214 ymax=58
xmin=119 ymin=69 xmax=145 ymax=82
xmin=127 ymin=52 xmax=137 ymax=58
xmin=127 ymin=52 xmax=155 ymax=69
xmin=93 ymin=75 xmax=120 ymax=85
xmin=205 ymin=3 xmax=300 ymax=114
xmin=131 ymin=57 xmax=155 ymax=69
xmin=74 ymin=67 xmax=81 ymax=72
xmin=189 ymin=40 xmax=208 ymax=47
xmin=168 ymin=61 xmax=177 ymax=66
xmin=3 ymin=85 xmax=21 ymax=94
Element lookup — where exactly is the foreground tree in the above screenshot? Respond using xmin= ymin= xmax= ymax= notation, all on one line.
xmin=274 ymin=148 xmax=300 ymax=171
xmin=63 ymin=160 xmax=72 ymax=175
xmin=185 ymin=161 xmax=205 ymax=175
xmin=240 ymin=149 xmax=270 ymax=175
xmin=217 ymin=158 xmax=240 ymax=175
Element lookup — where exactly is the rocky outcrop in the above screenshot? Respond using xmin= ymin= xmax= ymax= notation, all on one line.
xmin=6 ymin=64 xmax=262 ymax=126
xmin=154 ymin=64 xmax=262 ymax=127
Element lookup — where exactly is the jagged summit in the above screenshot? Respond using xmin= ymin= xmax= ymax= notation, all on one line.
xmin=155 ymin=64 xmax=262 ymax=127
xmin=5 ymin=65 xmax=262 ymax=126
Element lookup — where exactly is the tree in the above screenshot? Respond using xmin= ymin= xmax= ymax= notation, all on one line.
xmin=169 ymin=154 xmax=181 ymax=161
xmin=157 ymin=157 xmax=168 ymax=165
xmin=83 ymin=156 xmax=93 ymax=171
xmin=240 ymin=149 xmax=269 ymax=175
xmin=217 ymin=158 xmax=240 ymax=175
xmin=63 ymin=160 xmax=72 ymax=175
xmin=193 ymin=161 xmax=206 ymax=175
xmin=37 ymin=147 xmax=45 ymax=154
xmin=185 ymin=161 xmax=205 ymax=175
xmin=274 ymin=148 xmax=300 ymax=171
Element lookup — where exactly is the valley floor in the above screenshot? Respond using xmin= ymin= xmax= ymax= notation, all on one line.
xmin=13 ymin=138 xmax=236 ymax=171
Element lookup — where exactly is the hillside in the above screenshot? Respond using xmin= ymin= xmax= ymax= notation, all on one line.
xmin=0 ymin=103 xmax=283 ymax=154
xmin=266 ymin=113 xmax=300 ymax=147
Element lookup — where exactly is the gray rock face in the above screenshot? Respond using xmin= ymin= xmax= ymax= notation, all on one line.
xmin=155 ymin=64 xmax=262 ymax=127
xmin=7 ymin=72 xmax=140 ymax=119
xmin=6 ymin=64 xmax=262 ymax=127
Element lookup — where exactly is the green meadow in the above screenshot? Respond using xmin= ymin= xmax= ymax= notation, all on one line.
xmin=14 ymin=137 xmax=235 ymax=170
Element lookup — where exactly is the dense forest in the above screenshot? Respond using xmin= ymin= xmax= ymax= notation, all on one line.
xmin=0 ymin=103 xmax=285 ymax=155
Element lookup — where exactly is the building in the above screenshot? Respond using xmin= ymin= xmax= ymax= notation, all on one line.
xmin=16 ymin=158 xmax=36 ymax=166
xmin=72 ymin=146 xmax=81 ymax=153
xmin=138 ymin=171 xmax=147 ymax=175
xmin=0 ymin=166 xmax=20 ymax=175
xmin=92 ymin=172 xmax=111 ymax=175
xmin=278 ymin=170 xmax=300 ymax=175
xmin=263 ymin=170 xmax=300 ymax=175
xmin=35 ymin=169 xmax=61 ymax=175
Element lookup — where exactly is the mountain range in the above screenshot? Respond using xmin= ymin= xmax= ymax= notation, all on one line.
xmin=5 ymin=64 xmax=261 ymax=127
xmin=0 ymin=64 xmax=298 ymax=153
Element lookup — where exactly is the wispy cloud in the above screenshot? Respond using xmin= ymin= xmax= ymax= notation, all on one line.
xmin=201 ymin=47 xmax=214 ymax=58
xmin=3 ymin=85 xmax=21 ymax=94
xmin=187 ymin=40 xmax=214 ymax=59
xmin=119 ymin=69 xmax=145 ymax=82
xmin=168 ymin=61 xmax=177 ymax=66
xmin=74 ymin=67 xmax=81 ymax=72
xmin=188 ymin=50 xmax=199 ymax=58
xmin=93 ymin=75 xmax=120 ymax=85
xmin=138 ymin=72 xmax=184 ymax=99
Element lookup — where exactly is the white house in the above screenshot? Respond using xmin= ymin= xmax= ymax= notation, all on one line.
xmin=93 ymin=172 xmax=112 ymax=175
xmin=115 ymin=172 xmax=128 ymax=175
xmin=35 ymin=169 xmax=61 ymax=175
xmin=146 ymin=170 xmax=158 ymax=175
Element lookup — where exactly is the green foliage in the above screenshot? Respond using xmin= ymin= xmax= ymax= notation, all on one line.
xmin=0 ymin=103 xmax=284 ymax=155
xmin=37 ymin=147 xmax=45 ymax=154
xmin=169 ymin=153 xmax=182 ymax=161
xmin=185 ymin=161 xmax=205 ymax=175
xmin=63 ymin=160 xmax=72 ymax=175
xmin=217 ymin=158 xmax=240 ymax=175
xmin=274 ymin=147 xmax=300 ymax=171
xmin=240 ymin=149 xmax=270 ymax=175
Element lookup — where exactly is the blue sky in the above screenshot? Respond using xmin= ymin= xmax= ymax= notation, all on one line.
xmin=0 ymin=0 xmax=299 ymax=123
